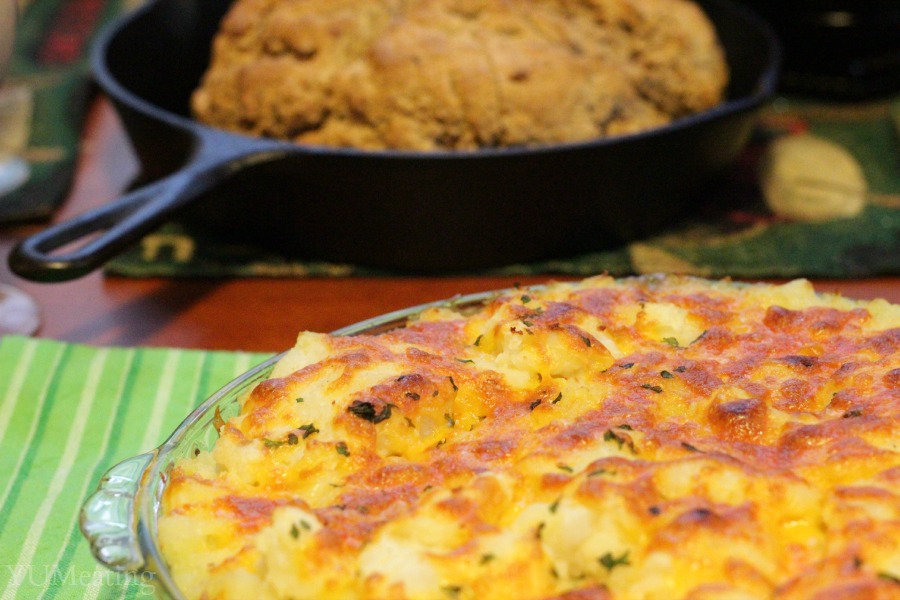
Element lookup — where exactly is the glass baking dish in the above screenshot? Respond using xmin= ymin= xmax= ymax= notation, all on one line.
xmin=79 ymin=291 xmax=497 ymax=599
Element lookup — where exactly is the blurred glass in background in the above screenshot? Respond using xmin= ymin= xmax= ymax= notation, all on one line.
xmin=1 ymin=0 xmax=41 ymax=337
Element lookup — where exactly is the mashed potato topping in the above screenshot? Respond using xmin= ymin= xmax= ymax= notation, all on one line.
xmin=159 ymin=275 xmax=900 ymax=599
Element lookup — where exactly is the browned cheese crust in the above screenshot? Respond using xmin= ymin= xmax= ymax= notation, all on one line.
xmin=191 ymin=0 xmax=729 ymax=150
xmin=159 ymin=275 xmax=900 ymax=599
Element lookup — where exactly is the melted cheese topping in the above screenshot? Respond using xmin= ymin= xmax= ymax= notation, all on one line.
xmin=158 ymin=275 xmax=900 ymax=600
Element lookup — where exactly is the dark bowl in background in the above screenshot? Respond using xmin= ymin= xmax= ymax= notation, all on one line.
xmin=742 ymin=0 xmax=900 ymax=100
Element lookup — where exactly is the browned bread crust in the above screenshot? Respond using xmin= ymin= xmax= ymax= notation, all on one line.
xmin=192 ymin=0 xmax=729 ymax=150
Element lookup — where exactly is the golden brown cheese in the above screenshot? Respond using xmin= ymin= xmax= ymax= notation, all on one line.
xmin=158 ymin=275 xmax=900 ymax=600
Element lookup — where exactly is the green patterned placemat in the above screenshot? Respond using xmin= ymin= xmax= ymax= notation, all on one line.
xmin=104 ymin=97 xmax=900 ymax=279
xmin=0 ymin=335 xmax=272 ymax=599
xmin=0 ymin=0 xmax=129 ymax=224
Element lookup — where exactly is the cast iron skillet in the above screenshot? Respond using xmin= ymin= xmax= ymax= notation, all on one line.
xmin=9 ymin=0 xmax=780 ymax=281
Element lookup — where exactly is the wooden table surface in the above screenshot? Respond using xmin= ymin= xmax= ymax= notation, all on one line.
xmin=2 ymin=97 xmax=899 ymax=354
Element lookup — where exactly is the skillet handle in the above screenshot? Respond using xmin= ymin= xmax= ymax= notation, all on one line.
xmin=8 ymin=150 xmax=284 ymax=282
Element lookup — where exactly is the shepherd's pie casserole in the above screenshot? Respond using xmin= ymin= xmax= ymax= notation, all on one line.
xmin=159 ymin=275 xmax=900 ymax=599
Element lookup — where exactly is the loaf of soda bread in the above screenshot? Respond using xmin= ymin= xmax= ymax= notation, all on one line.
xmin=192 ymin=0 xmax=729 ymax=151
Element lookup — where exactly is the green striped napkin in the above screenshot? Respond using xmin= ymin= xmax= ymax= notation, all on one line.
xmin=0 ymin=335 xmax=272 ymax=599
